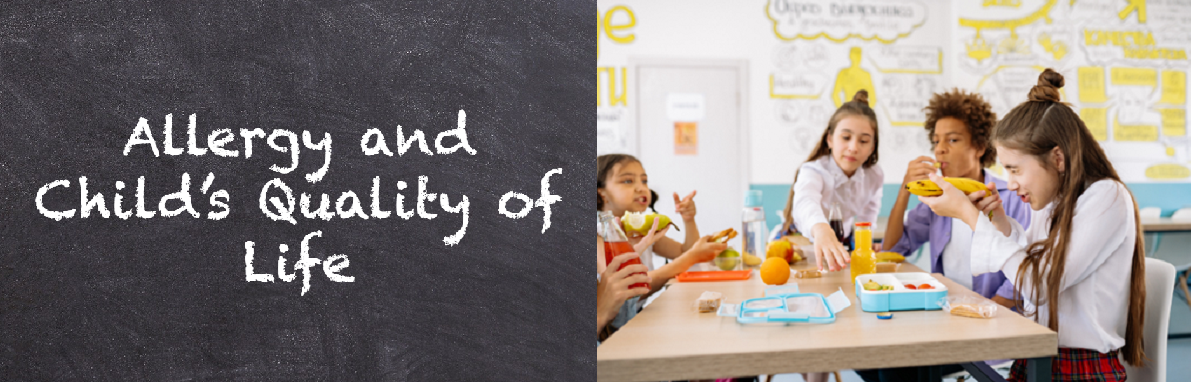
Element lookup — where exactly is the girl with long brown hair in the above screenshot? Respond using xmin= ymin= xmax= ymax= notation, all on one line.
xmin=919 ymin=69 xmax=1146 ymax=381
xmin=774 ymin=90 xmax=883 ymax=273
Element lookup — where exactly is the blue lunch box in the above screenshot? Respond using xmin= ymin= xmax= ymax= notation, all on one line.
xmin=854 ymin=272 xmax=948 ymax=312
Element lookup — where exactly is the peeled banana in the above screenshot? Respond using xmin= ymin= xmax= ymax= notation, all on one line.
xmin=905 ymin=177 xmax=990 ymax=196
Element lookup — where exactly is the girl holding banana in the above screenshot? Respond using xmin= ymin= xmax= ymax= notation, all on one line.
xmin=918 ymin=69 xmax=1146 ymax=382
xmin=859 ymin=89 xmax=1034 ymax=382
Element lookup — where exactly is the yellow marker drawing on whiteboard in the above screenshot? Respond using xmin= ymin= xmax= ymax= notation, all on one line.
xmin=1145 ymin=163 xmax=1189 ymax=179
xmin=1160 ymin=70 xmax=1186 ymax=105
xmin=960 ymin=0 xmax=1057 ymax=38
xmin=1038 ymin=33 xmax=1068 ymax=60
xmin=966 ymin=37 xmax=993 ymax=62
xmin=1078 ymin=67 xmax=1108 ymax=103
xmin=960 ymin=0 xmax=1056 ymax=61
xmin=1080 ymin=108 xmax=1108 ymax=141
xmin=1119 ymin=0 xmax=1147 ymax=24
xmin=874 ymin=49 xmax=944 ymax=74
xmin=1113 ymin=116 xmax=1159 ymax=141
xmin=832 ymin=47 xmax=876 ymax=108
xmin=769 ymin=75 xmax=821 ymax=100
xmin=1167 ymin=146 xmax=1176 ymax=157
xmin=976 ymin=65 xmax=1065 ymax=100
xmin=1158 ymin=108 xmax=1186 ymax=137
xmin=984 ymin=0 xmax=1022 ymax=7
xmin=1110 ymin=67 xmax=1158 ymax=87
xmin=764 ymin=0 xmax=925 ymax=44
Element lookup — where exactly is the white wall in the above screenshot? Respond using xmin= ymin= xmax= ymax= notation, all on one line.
xmin=598 ymin=0 xmax=1191 ymax=185
xmin=597 ymin=0 xmax=950 ymax=185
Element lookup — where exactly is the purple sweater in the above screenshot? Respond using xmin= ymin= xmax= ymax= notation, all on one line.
xmin=888 ymin=170 xmax=1032 ymax=300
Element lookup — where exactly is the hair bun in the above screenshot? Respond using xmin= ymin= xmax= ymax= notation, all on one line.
xmin=1028 ymin=68 xmax=1064 ymax=103
xmin=852 ymin=90 xmax=870 ymax=106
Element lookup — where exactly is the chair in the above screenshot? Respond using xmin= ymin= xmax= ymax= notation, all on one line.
xmin=1123 ymin=258 xmax=1176 ymax=382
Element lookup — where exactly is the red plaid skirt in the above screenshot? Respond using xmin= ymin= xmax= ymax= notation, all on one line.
xmin=1008 ymin=348 xmax=1126 ymax=382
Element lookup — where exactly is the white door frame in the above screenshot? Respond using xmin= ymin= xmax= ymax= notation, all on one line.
xmin=627 ymin=57 xmax=751 ymax=199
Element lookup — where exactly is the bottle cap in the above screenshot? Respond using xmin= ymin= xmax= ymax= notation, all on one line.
xmin=744 ymin=190 xmax=763 ymax=207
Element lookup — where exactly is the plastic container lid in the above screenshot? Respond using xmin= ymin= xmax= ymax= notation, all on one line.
xmin=855 ymin=222 xmax=872 ymax=227
xmin=744 ymin=190 xmax=763 ymax=207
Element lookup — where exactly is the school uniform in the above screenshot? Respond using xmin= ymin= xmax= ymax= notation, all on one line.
xmin=859 ymin=171 xmax=1030 ymax=382
xmin=971 ymin=180 xmax=1136 ymax=381
xmin=772 ymin=155 xmax=883 ymax=243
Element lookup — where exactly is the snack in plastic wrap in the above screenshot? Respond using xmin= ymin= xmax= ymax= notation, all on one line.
xmin=794 ymin=270 xmax=822 ymax=279
xmin=695 ymin=291 xmax=723 ymax=313
xmin=939 ymin=296 xmax=998 ymax=319
xmin=875 ymin=262 xmax=900 ymax=273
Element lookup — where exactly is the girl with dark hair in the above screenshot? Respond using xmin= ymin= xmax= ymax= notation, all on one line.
xmin=595 ymin=154 xmax=726 ymax=341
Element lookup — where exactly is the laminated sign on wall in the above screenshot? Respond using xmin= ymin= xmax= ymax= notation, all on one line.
xmin=668 ymin=93 xmax=705 ymax=155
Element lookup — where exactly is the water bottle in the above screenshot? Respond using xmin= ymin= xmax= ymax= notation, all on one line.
xmin=741 ymin=190 xmax=767 ymax=270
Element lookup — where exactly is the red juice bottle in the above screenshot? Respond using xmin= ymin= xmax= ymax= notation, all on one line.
xmin=599 ymin=211 xmax=649 ymax=290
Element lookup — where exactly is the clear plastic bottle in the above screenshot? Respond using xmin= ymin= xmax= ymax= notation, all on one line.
xmin=741 ymin=190 xmax=767 ymax=270
xmin=599 ymin=211 xmax=648 ymax=289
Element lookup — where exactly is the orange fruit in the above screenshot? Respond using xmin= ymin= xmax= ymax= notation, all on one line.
xmin=760 ymin=257 xmax=791 ymax=285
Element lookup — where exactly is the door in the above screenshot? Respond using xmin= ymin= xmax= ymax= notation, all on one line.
xmin=632 ymin=59 xmax=749 ymax=269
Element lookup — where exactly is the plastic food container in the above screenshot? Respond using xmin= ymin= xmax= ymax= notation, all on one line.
xmin=854 ymin=272 xmax=948 ymax=312
xmin=719 ymin=289 xmax=851 ymax=325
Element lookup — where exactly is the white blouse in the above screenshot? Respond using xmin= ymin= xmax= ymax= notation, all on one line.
xmin=971 ymin=179 xmax=1137 ymax=353
xmin=790 ymin=155 xmax=884 ymax=240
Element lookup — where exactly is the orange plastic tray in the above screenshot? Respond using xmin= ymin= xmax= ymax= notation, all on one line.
xmin=676 ymin=270 xmax=752 ymax=282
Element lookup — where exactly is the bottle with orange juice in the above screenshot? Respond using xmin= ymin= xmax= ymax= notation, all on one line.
xmin=850 ymin=222 xmax=876 ymax=283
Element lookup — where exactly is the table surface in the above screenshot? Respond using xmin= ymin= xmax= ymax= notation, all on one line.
xmin=1140 ymin=217 xmax=1191 ymax=232
xmin=596 ymin=262 xmax=1058 ymax=382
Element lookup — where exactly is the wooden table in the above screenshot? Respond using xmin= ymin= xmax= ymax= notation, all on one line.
xmin=597 ymin=262 xmax=1058 ymax=382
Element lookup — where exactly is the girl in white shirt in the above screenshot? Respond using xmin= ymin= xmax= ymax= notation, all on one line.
xmin=776 ymin=90 xmax=884 ymax=273
xmin=919 ymin=69 xmax=1145 ymax=381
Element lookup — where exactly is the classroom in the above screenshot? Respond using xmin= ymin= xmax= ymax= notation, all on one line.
xmin=595 ymin=1 xmax=1191 ymax=381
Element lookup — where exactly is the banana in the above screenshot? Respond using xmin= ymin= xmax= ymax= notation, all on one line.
xmin=904 ymin=177 xmax=990 ymax=196
xmin=875 ymin=252 xmax=905 ymax=263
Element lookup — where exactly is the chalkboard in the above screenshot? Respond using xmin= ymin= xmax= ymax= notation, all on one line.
xmin=0 ymin=0 xmax=593 ymax=379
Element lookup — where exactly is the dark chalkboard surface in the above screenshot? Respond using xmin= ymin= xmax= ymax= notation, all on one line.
xmin=0 ymin=0 xmax=593 ymax=379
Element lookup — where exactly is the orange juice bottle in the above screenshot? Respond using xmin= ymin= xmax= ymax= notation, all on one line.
xmin=850 ymin=222 xmax=876 ymax=283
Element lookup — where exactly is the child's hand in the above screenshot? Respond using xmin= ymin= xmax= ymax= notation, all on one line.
xmin=626 ymin=217 xmax=670 ymax=254
xmin=597 ymin=252 xmax=651 ymax=323
xmin=902 ymin=156 xmax=937 ymax=186
xmin=918 ymin=173 xmax=979 ymax=222
xmin=673 ymin=191 xmax=697 ymax=222
xmin=687 ymin=235 xmax=728 ymax=263
xmin=968 ymin=181 xmax=1004 ymax=218
xmin=812 ymin=224 xmax=850 ymax=272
